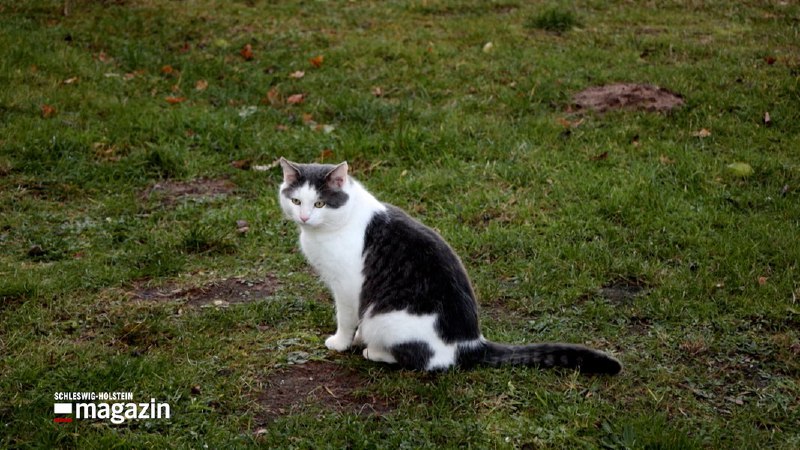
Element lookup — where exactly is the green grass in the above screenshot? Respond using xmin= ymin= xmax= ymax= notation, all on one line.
xmin=2 ymin=0 xmax=799 ymax=448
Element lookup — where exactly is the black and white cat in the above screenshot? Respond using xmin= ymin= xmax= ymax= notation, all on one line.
xmin=278 ymin=158 xmax=621 ymax=374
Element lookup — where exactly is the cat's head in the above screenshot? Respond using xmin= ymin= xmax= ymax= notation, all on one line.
xmin=278 ymin=158 xmax=352 ymax=228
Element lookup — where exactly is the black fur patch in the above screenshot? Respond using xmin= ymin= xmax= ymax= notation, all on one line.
xmin=391 ymin=341 xmax=434 ymax=371
xmin=360 ymin=206 xmax=481 ymax=343
xmin=281 ymin=163 xmax=349 ymax=209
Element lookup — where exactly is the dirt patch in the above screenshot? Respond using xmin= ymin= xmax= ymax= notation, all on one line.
xmin=572 ymin=83 xmax=684 ymax=113
xmin=256 ymin=361 xmax=393 ymax=422
xmin=141 ymin=178 xmax=236 ymax=205
xmin=132 ymin=276 xmax=277 ymax=307
xmin=598 ymin=277 xmax=648 ymax=304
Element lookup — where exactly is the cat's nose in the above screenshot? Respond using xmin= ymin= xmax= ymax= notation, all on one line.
xmin=300 ymin=214 xmax=310 ymax=223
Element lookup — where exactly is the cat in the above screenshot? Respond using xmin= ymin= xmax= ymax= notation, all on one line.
xmin=278 ymin=158 xmax=621 ymax=374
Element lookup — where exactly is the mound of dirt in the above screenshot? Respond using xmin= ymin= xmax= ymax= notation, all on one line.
xmin=573 ymin=83 xmax=684 ymax=113
xmin=132 ymin=276 xmax=277 ymax=307
xmin=142 ymin=178 xmax=236 ymax=205
xmin=257 ymin=361 xmax=393 ymax=422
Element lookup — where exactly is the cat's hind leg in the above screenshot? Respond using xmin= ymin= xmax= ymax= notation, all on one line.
xmin=362 ymin=346 xmax=397 ymax=364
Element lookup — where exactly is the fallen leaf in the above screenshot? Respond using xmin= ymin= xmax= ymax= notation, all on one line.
xmin=372 ymin=86 xmax=384 ymax=97
xmin=171 ymin=84 xmax=181 ymax=93
xmin=780 ymin=185 xmax=789 ymax=196
xmin=236 ymin=219 xmax=250 ymax=234
xmin=40 ymin=104 xmax=57 ymax=118
xmin=557 ymin=117 xmax=584 ymax=128
xmin=320 ymin=149 xmax=334 ymax=160
xmin=231 ymin=159 xmax=252 ymax=170
xmin=309 ymin=54 xmax=324 ymax=68
xmin=275 ymin=124 xmax=289 ymax=132
xmin=659 ymin=155 xmax=675 ymax=165
xmin=692 ymin=128 xmax=711 ymax=138
xmin=289 ymin=70 xmax=305 ymax=79
xmin=195 ymin=79 xmax=209 ymax=91
xmin=301 ymin=113 xmax=314 ymax=124
xmin=726 ymin=162 xmax=754 ymax=177
xmin=482 ymin=42 xmax=494 ymax=53
xmin=239 ymin=105 xmax=258 ymax=118
xmin=287 ymin=93 xmax=305 ymax=105
xmin=590 ymin=151 xmax=609 ymax=161
xmin=758 ymin=276 xmax=768 ymax=286
xmin=241 ymin=43 xmax=254 ymax=61
xmin=123 ymin=73 xmax=137 ymax=81
xmin=178 ymin=42 xmax=191 ymax=54
xmin=763 ymin=111 xmax=771 ymax=127
xmin=161 ymin=65 xmax=175 ymax=75
xmin=96 ymin=51 xmax=111 ymax=63
xmin=764 ymin=56 xmax=777 ymax=65
xmin=63 ymin=77 xmax=79 ymax=84
xmin=191 ymin=385 xmax=201 ymax=395
xmin=165 ymin=96 xmax=187 ymax=104
xmin=252 ymin=160 xmax=281 ymax=171
xmin=263 ymin=87 xmax=281 ymax=106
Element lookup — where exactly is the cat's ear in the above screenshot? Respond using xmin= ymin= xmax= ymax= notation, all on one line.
xmin=279 ymin=157 xmax=301 ymax=184
xmin=326 ymin=161 xmax=348 ymax=190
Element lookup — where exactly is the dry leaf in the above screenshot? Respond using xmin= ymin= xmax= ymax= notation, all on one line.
xmin=289 ymin=70 xmax=305 ymax=79
xmin=123 ymin=73 xmax=136 ymax=81
xmin=263 ymin=87 xmax=281 ymax=106
xmin=96 ymin=51 xmax=111 ymax=63
xmin=590 ymin=151 xmax=609 ymax=161
xmin=165 ymin=96 xmax=187 ymax=104
xmin=231 ymin=159 xmax=252 ymax=170
xmin=692 ymin=128 xmax=711 ymax=138
xmin=178 ymin=42 xmax=191 ymax=54
xmin=659 ymin=155 xmax=675 ymax=165
xmin=275 ymin=124 xmax=289 ymax=132
xmin=161 ymin=65 xmax=175 ymax=75
xmin=301 ymin=113 xmax=314 ymax=124
xmin=241 ymin=44 xmax=254 ymax=61
xmin=63 ymin=77 xmax=79 ymax=84
xmin=287 ymin=93 xmax=305 ymax=105
xmin=764 ymin=56 xmax=777 ymax=65
xmin=758 ymin=276 xmax=768 ymax=286
xmin=320 ymin=148 xmax=334 ymax=160
xmin=195 ymin=79 xmax=209 ymax=91
xmin=763 ymin=111 xmax=771 ymax=127
xmin=40 ymin=104 xmax=57 ymax=118
xmin=309 ymin=55 xmax=324 ymax=68
xmin=372 ymin=86 xmax=384 ymax=97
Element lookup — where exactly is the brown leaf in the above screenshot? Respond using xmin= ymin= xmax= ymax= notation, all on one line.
xmin=692 ymin=128 xmax=711 ymax=138
xmin=659 ymin=155 xmax=675 ymax=165
xmin=287 ymin=93 xmax=305 ymax=105
xmin=161 ymin=65 xmax=175 ymax=75
xmin=309 ymin=55 xmax=324 ymax=68
xmin=63 ymin=77 xmax=79 ymax=85
xmin=178 ymin=42 xmax=191 ymax=54
xmin=275 ymin=124 xmax=289 ymax=132
xmin=301 ymin=113 xmax=314 ymax=124
xmin=320 ymin=148 xmax=334 ymax=160
xmin=289 ymin=70 xmax=305 ymax=79
xmin=241 ymin=44 xmax=254 ymax=61
xmin=96 ymin=51 xmax=111 ymax=63
xmin=165 ymin=96 xmax=187 ymax=104
xmin=758 ymin=276 xmax=768 ymax=286
xmin=590 ymin=151 xmax=609 ymax=161
xmin=763 ymin=111 xmax=771 ymax=127
xmin=195 ymin=79 xmax=209 ymax=91
xmin=371 ymin=86 xmax=384 ymax=97
xmin=40 ymin=104 xmax=57 ymax=118
xmin=764 ymin=56 xmax=777 ymax=65
xmin=231 ymin=159 xmax=252 ymax=170
xmin=263 ymin=87 xmax=281 ymax=106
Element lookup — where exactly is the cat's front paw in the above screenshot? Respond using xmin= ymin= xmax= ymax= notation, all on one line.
xmin=325 ymin=334 xmax=352 ymax=352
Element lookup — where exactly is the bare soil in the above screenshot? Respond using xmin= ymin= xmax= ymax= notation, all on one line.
xmin=141 ymin=178 xmax=236 ymax=205
xmin=132 ymin=276 xmax=278 ymax=307
xmin=572 ymin=83 xmax=684 ymax=113
xmin=256 ymin=361 xmax=394 ymax=422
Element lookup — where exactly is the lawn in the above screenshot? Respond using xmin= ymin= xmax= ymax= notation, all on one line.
xmin=1 ymin=0 xmax=799 ymax=448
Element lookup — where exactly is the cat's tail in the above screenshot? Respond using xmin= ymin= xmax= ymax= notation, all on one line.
xmin=458 ymin=340 xmax=622 ymax=375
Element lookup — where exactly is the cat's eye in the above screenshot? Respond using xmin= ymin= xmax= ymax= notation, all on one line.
xmin=314 ymin=201 xmax=326 ymax=208
xmin=291 ymin=198 xmax=301 ymax=205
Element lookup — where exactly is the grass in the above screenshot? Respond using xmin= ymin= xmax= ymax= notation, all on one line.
xmin=1 ymin=0 xmax=799 ymax=448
